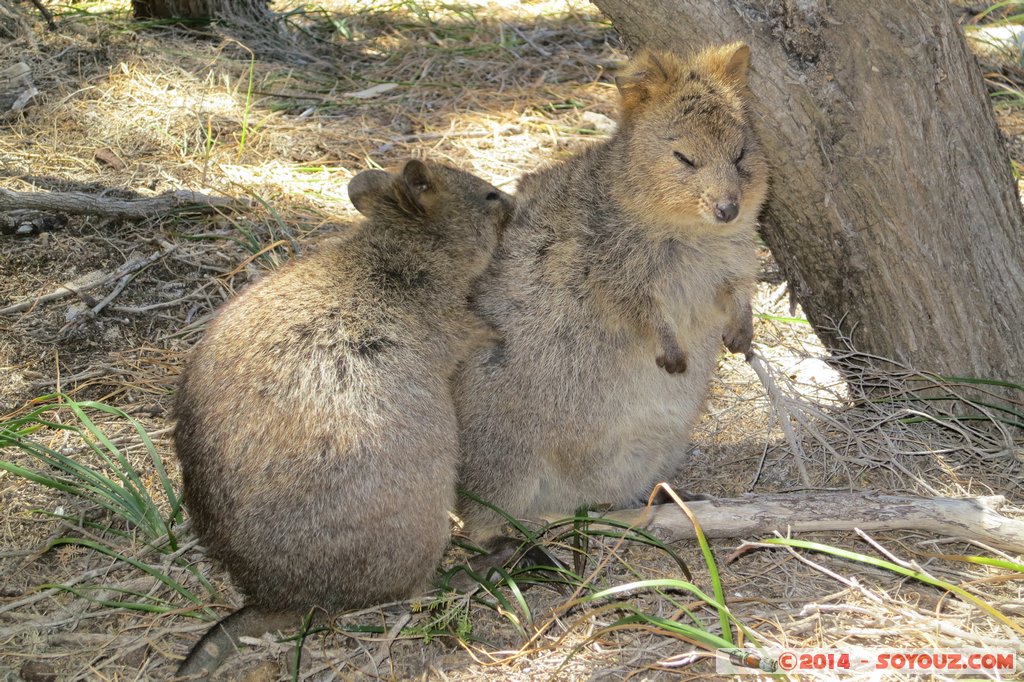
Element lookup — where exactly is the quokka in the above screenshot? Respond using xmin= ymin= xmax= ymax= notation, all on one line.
xmin=454 ymin=43 xmax=770 ymax=537
xmin=173 ymin=159 xmax=510 ymax=678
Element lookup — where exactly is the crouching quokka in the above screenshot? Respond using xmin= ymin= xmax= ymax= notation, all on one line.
xmin=455 ymin=43 xmax=770 ymax=538
xmin=173 ymin=159 xmax=510 ymax=678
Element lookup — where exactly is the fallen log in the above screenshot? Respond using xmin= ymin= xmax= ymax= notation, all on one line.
xmin=0 ymin=188 xmax=249 ymax=218
xmin=547 ymin=492 xmax=1024 ymax=554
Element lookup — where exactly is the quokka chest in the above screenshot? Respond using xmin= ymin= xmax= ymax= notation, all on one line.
xmin=658 ymin=237 xmax=754 ymax=298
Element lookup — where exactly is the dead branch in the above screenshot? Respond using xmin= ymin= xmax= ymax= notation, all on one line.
xmin=749 ymin=352 xmax=812 ymax=485
xmin=0 ymin=187 xmax=249 ymax=218
xmin=553 ymin=493 xmax=1024 ymax=554
xmin=26 ymin=0 xmax=56 ymax=31
xmin=0 ymin=239 xmax=177 ymax=315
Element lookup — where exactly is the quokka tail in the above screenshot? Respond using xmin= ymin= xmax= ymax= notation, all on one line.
xmin=176 ymin=605 xmax=300 ymax=680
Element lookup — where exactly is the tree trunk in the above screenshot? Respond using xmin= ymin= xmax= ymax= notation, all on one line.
xmin=132 ymin=0 xmax=270 ymax=24
xmin=592 ymin=0 xmax=1024 ymax=388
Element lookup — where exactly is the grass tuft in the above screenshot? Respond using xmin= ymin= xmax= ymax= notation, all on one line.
xmin=0 ymin=393 xmax=217 ymax=617
xmin=1 ymin=393 xmax=182 ymax=547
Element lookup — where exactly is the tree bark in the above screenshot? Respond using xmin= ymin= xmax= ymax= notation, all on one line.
xmin=592 ymin=0 xmax=1024 ymax=388
xmin=132 ymin=0 xmax=270 ymax=24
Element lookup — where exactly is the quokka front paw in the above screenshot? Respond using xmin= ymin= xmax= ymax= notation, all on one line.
xmin=722 ymin=305 xmax=754 ymax=358
xmin=722 ymin=324 xmax=753 ymax=357
xmin=656 ymin=347 xmax=688 ymax=374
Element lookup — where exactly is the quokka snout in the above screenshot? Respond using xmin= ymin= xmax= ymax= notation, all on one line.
xmin=173 ymin=159 xmax=510 ymax=678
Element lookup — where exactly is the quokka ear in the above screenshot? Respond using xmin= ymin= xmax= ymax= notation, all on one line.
xmin=702 ymin=42 xmax=751 ymax=89
xmin=402 ymin=158 xmax=431 ymax=194
xmin=615 ymin=49 xmax=681 ymax=115
xmin=348 ymin=169 xmax=393 ymax=217
xmin=396 ymin=158 xmax=441 ymax=215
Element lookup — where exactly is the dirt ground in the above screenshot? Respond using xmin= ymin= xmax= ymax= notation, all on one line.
xmin=1 ymin=1 xmax=1023 ymax=680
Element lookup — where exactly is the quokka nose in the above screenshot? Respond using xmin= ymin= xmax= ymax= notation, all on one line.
xmin=714 ymin=202 xmax=739 ymax=223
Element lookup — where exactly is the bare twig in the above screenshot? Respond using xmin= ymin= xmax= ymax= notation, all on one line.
xmin=108 ymin=280 xmax=217 ymax=315
xmin=749 ymin=352 xmax=812 ymax=485
xmin=89 ymin=271 xmax=134 ymax=316
xmin=28 ymin=366 xmax=129 ymax=389
xmin=0 ymin=240 xmax=177 ymax=315
xmin=507 ymin=24 xmax=552 ymax=57
xmin=360 ymin=612 xmax=412 ymax=677
xmin=854 ymin=528 xmax=919 ymax=570
xmin=0 ymin=564 xmax=119 ymax=617
xmin=768 ymin=534 xmax=884 ymax=603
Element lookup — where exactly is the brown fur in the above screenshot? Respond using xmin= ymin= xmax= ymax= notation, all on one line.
xmin=454 ymin=44 xmax=770 ymax=536
xmin=173 ymin=160 xmax=510 ymax=677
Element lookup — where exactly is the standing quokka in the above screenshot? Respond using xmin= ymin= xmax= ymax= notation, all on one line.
xmin=455 ymin=43 xmax=769 ymax=537
xmin=173 ymin=159 xmax=510 ymax=678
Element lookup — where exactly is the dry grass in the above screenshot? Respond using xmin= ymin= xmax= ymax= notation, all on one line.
xmin=1 ymin=0 xmax=1023 ymax=680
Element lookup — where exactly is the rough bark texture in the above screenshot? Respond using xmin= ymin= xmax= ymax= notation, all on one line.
xmin=132 ymin=0 xmax=270 ymax=23
xmin=0 ymin=188 xmax=247 ymax=218
xmin=592 ymin=0 xmax=1024 ymax=386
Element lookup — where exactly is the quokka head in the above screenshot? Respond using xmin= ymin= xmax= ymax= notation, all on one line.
xmin=348 ymin=159 xmax=511 ymax=276
xmin=615 ymin=43 xmax=769 ymax=233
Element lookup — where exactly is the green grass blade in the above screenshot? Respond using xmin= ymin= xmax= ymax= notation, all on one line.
xmin=0 ymin=453 xmax=143 ymax=524
xmin=919 ymin=372 xmax=1024 ymax=393
xmin=545 ymin=513 xmax=691 ymax=579
xmin=2 ymin=395 xmax=180 ymax=545
xmin=755 ymin=313 xmax=810 ymax=325
xmin=486 ymin=566 xmax=532 ymax=626
xmin=68 ymin=400 xmax=155 ymax=517
xmin=647 ymin=485 xmax=729 ymax=643
xmin=458 ymin=488 xmax=542 ymax=544
xmin=0 ymin=459 xmax=85 ymax=496
xmin=607 ymin=609 xmax=735 ymax=650
xmin=762 ymin=538 xmax=1024 ymax=636
xmin=80 ymin=399 xmax=179 ymax=537
xmin=43 ymin=583 xmax=182 ymax=613
xmin=48 ymin=537 xmax=207 ymax=608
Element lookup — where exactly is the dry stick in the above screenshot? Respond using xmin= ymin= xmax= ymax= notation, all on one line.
xmin=108 ymin=280 xmax=217 ymax=315
xmin=26 ymin=0 xmax=57 ymax=30
xmin=769 ymin=533 xmax=885 ymax=603
xmin=507 ymin=24 xmax=552 ymax=57
xmin=0 ymin=240 xmax=177 ymax=315
xmin=0 ymin=565 xmax=117 ymax=618
xmin=28 ymin=366 xmax=128 ymax=389
xmin=0 ymin=187 xmax=248 ymax=218
xmin=0 ymin=535 xmax=166 ymax=618
xmin=359 ymin=612 xmax=412 ymax=677
xmin=748 ymin=352 xmax=812 ymax=485
xmin=0 ymin=568 xmax=196 ymax=639
xmin=0 ymin=608 xmax=126 ymax=641
xmin=558 ymin=493 xmax=1024 ymax=554
xmin=89 ymin=271 xmax=135 ymax=317
xmin=394 ymin=125 xmax=522 ymax=143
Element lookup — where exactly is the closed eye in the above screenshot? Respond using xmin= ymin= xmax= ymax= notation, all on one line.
xmin=673 ymin=151 xmax=696 ymax=168
xmin=734 ymin=148 xmax=746 ymax=165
